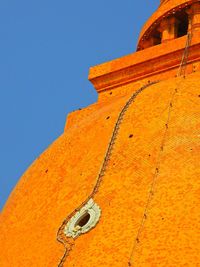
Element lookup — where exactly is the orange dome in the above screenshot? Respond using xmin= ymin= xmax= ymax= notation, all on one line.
xmin=1 ymin=1 xmax=200 ymax=266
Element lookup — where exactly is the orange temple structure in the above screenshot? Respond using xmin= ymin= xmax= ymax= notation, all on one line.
xmin=1 ymin=0 xmax=200 ymax=266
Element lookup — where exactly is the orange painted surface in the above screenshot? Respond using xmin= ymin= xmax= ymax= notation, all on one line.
xmin=137 ymin=0 xmax=198 ymax=49
xmin=88 ymin=35 xmax=200 ymax=93
xmin=1 ymin=1 xmax=200 ymax=266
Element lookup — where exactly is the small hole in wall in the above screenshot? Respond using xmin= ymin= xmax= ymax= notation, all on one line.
xmin=129 ymin=134 xmax=133 ymax=138
xmin=198 ymin=95 xmax=200 ymax=97
xmin=106 ymin=116 xmax=110 ymax=120
xmin=109 ymin=92 xmax=113 ymax=95
xmin=45 ymin=169 xmax=48 ymax=173
xmin=75 ymin=212 xmax=90 ymax=228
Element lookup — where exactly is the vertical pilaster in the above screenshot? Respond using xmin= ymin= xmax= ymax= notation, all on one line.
xmin=186 ymin=2 xmax=200 ymax=34
xmin=159 ymin=17 xmax=178 ymax=43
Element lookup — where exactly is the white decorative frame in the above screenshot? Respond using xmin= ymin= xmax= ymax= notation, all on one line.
xmin=64 ymin=199 xmax=101 ymax=239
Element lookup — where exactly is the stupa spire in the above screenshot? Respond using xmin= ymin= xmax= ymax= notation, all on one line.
xmin=138 ymin=0 xmax=200 ymax=50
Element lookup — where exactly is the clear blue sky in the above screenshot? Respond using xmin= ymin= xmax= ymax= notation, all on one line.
xmin=0 ymin=0 xmax=159 ymax=210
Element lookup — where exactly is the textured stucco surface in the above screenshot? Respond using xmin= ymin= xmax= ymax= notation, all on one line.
xmin=0 ymin=72 xmax=200 ymax=266
xmin=1 ymin=0 xmax=200 ymax=264
xmin=138 ymin=0 xmax=197 ymax=46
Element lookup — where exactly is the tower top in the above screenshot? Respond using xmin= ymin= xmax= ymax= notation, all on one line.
xmin=89 ymin=0 xmax=200 ymax=94
xmin=137 ymin=0 xmax=200 ymax=50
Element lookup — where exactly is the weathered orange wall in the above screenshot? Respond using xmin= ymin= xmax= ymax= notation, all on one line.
xmin=1 ymin=72 xmax=200 ymax=266
xmin=1 ymin=0 xmax=200 ymax=266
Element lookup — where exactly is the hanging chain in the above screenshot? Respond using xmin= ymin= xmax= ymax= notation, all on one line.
xmin=128 ymin=85 xmax=177 ymax=266
xmin=128 ymin=31 xmax=193 ymax=266
xmin=57 ymin=28 xmax=193 ymax=267
xmin=177 ymin=32 xmax=192 ymax=77
xmin=56 ymin=81 xmax=158 ymax=267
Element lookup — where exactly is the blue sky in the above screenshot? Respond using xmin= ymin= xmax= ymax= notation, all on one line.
xmin=0 ymin=0 xmax=159 ymax=210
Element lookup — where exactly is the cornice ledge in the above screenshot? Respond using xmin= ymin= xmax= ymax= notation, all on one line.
xmin=88 ymin=36 xmax=200 ymax=93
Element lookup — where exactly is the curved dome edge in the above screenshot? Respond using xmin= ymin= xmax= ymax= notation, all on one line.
xmin=137 ymin=0 xmax=198 ymax=50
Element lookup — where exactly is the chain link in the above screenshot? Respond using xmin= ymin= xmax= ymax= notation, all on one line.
xmin=57 ymin=81 xmax=158 ymax=267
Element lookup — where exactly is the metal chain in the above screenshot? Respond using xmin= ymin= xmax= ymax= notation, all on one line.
xmin=177 ymin=32 xmax=192 ymax=77
xmin=56 ymin=81 xmax=158 ymax=267
xmin=57 ymin=30 xmax=192 ymax=267
xmin=128 ymin=86 xmax=177 ymax=266
xmin=128 ymin=31 xmax=193 ymax=266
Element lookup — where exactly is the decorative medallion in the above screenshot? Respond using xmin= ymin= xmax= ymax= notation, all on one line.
xmin=64 ymin=199 xmax=101 ymax=239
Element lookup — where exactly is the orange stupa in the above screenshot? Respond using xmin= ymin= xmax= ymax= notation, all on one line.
xmin=1 ymin=0 xmax=200 ymax=266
